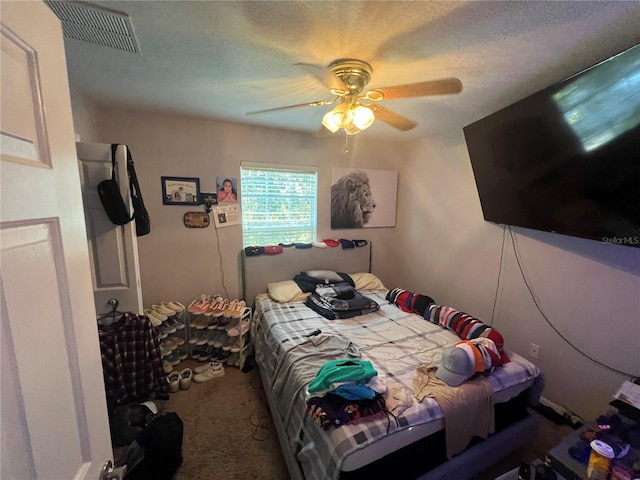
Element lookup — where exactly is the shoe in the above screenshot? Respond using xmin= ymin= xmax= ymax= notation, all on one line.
xmin=174 ymin=348 xmax=188 ymax=360
xmin=206 ymin=315 xmax=220 ymax=330
xmin=193 ymin=315 xmax=209 ymax=330
xmin=194 ymin=361 xmax=224 ymax=374
xmin=167 ymin=372 xmax=180 ymax=393
xmin=161 ymin=338 xmax=178 ymax=351
xmin=158 ymin=322 xmax=177 ymax=337
xmin=162 ymin=301 xmax=185 ymax=314
xmin=225 ymin=352 xmax=239 ymax=366
xmin=166 ymin=317 xmax=185 ymax=331
xmin=163 ymin=360 xmax=174 ymax=374
xmin=198 ymin=345 xmax=214 ymax=361
xmin=171 ymin=336 xmax=186 ymax=347
xmin=188 ymin=295 xmax=213 ymax=315
xmin=227 ymin=316 xmax=250 ymax=337
xmin=230 ymin=300 xmax=247 ymax=318
xmin=230 ymin=339 xmax=241 ymax=353
xmin=153 ymin=303 xmax=176 ymax=317
xmin=163 ymin=351 xmax=182 ymax=366
xmin=179 ymin=368 xmax=193 ymax=390
xmin=193 ymin=363 xmax=225 ymax=383
xmin=144 ymin=309 xmax=165 ymax=327
xmin=222 ymin=336 xmax=236 ymax=352
xmin=212 ymin=350 xmax=231 ymax=363
xmin=223 ymin=299 xmax=240 ymax=318
xmin=217 ymin=315 xmax=231 ymax=331
xmin=212 ymin=331 xmax=226 ymax=349
xmin=193 ymin=329 xmax=208 ymax=346
xmin=188 ymin=329 xmax=202 ymax=345
xmin=205 ymin=299 xmax=228 ymax=318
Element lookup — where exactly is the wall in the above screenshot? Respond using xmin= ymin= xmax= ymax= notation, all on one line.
xmin=73 ymin=104 xmax=403 ymax=309
xmin=390 ymin=129 xmax=640 ymax=420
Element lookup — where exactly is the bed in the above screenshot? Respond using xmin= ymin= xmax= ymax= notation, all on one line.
xmin=241 ymin=243 xmax=542 ymax=480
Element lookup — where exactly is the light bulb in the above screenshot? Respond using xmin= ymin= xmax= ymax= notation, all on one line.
xmin=331 ymin=102 xmax=351 ymax=128
xmin=344 ymin=123 xmax=361 ymax=136
xmin=352 ymin=105 xmax=375 ymax=130
xmin=322 ymin=111 xmax=340 ymax=133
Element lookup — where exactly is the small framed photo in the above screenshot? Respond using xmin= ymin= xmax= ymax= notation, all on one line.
xmin=162 ymin=176 xmax=201 ymax=205
xmin=199 ymin=192 xmax=218 ymax=206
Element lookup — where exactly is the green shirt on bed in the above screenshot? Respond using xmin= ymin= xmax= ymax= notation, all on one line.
xmin=308 ymin=359 xmax=377 ymax=393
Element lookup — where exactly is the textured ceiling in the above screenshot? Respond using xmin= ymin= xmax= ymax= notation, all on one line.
xmin=60 ymin=1 xmax=640 ymax=142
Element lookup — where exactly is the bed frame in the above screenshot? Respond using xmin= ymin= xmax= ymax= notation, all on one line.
xmin=240 ymin=243 xmax=540 ymax=480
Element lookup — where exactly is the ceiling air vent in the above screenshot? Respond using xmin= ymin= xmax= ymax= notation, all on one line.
xmin=45 ymin=1 xmax=139 ymax=53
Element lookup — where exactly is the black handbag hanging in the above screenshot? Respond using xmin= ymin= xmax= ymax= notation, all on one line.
xmin=97 ymin=144 xmax=133 ymax=225
xmin=127 ymin=148 xmax=151 ymax=237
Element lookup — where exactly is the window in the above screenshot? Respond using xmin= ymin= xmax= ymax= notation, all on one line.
xmin=241 ymin=163 xmax=317 ymax=247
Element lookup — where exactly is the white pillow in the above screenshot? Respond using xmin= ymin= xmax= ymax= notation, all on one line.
xmin=350 ymin=272 xmax=386 ymax=291
xmin=267 ymin=280 xmax=310 ymax=303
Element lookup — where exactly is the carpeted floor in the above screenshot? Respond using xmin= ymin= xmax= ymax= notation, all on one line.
xmin=114 ymin=359 xmax=571 ymax=480
xmin=164 ymin=360 xmax=289 ymax=480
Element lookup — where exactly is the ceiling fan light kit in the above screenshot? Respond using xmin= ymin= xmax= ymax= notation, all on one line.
xmin=246 ymin=58 xmax=462 ymax=136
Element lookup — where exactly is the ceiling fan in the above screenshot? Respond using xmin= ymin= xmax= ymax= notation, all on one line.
xmin=246 ymin=58 xmax=463 ymax=135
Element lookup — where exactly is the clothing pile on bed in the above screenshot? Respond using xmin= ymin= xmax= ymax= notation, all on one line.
xmin=295 ymin=271 xmax=380 ymax=320
xmin=305 ymin=359 xmax=389 ymax=430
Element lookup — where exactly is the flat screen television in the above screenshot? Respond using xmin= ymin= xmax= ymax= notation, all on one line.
xmin=463 ymin=44 xmax=640 ymax=248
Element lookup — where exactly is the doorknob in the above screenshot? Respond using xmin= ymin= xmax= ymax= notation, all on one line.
xmin=99 ymin=460 xmax=127 ymax=480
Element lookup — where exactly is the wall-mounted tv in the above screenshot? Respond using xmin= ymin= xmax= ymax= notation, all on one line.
xmin=464 ymin=44 xmax=640 ymax=248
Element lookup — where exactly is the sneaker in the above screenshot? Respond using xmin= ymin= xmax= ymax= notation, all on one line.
xmin=163 ymin=360 xmax=174 ymax=374
xmin=223 ymin=299 xmax=240 ymax=318
xmin=163 ymin=351 xmax=182 ymax=366
xmin=225 ymin=352 xmax=239 ymax=366
xmin=161 ymin=338 xmax=178 ymax=351
xmin=174 ymin=348 xmax=189 ymax=360
xmin=216 ymin=315 xmax=231 ymax=331
xmin=227 ymin=316 xmax=250 ymax=337
xmin=162 ymin=301 xmax=185 ymax=314
xmin=212 ymin=350 xmax=231 ymax=363
xmin=212 ymin=331 xmax=226 ymax=349
xmin=193 ymin=315 xmax=209 ymax=330
xmin=194 ymin=361 xmax=224 ymax=374
xmin=230 ymin=339 xmax=241 ymax=353
xmin=171 ymin=336 xmax=186 ymax=347
xmin=179 ymin=368 xmax=193 ymax=390
xmin=207 ymin=299 xmax=229 ymax=318
xmin=230 ymin=300 xmax=247 ymax=318
xmin=193 ymin=329 xmax=208 ymax=346
xmin=188 ymin=329 xmax=202 ymax=345
xmin=158 ymin=322 xmax=177 ymax=337
xmin=167 ymin=317 xmax=185 ymax=330
xmin=193 ymin=363 xmax=225 ymax=383
xmin=153 ymin=303 xmax=176 ymax=317
xmin=144 ymin=308 xmax=165 ymax=327
xmin=188 ymin=295 xmax=212 ymax=315
xmin=167 ymin=372 xmax=180 ymax=393
xmin=222 ymin=335 xmax=236 ymax=352
xmin=198 ymin=345 xmax=214 ymax=361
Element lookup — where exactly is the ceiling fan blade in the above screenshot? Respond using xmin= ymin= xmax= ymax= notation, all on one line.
xmin=246 ymin=99 xmax=334 ymax=116
xmin=295 ymin=62 xmax=347 ymax=93
xmin=370 ymin=105 xmax=417 ymax=131
xmin=370 ymin=77 xmax=462 ymax=100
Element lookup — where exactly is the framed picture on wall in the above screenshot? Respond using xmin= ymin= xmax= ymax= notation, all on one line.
xmin=331 ymin=168 xmax=398 ymax=228
xmin=161 ymin=176 xmax=201 ymax=205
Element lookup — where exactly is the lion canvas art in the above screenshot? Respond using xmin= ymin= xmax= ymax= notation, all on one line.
xmin=331 ymin=168 xmax=398 ymax=229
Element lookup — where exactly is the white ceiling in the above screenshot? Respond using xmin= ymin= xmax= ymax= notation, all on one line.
xmin=59 ymin=1 xmax=640 ymax=142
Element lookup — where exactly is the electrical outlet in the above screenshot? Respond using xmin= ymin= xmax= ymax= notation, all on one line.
xmin=528 ymin=343 xmax=541 ymax=359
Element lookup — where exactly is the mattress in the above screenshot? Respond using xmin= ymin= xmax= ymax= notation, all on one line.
xmin=252 ymin=290 xmax=541 ymax=480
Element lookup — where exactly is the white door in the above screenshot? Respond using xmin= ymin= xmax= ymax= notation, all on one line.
xmin=0 ymin=2 xmax=113 ymax=479
xmin=77 ymin=142 xmax=144 ymax=316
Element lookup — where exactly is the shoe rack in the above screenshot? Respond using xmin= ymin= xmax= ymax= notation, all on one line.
xmin=185 ymin=297 xmax=252 ymax=369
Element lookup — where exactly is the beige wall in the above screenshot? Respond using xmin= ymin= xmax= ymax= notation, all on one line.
xmin=394 ymin=129 xmax=640 ymax=421
xmin=71 ymin=97 xmax=639 ymax=422
xmin=75 ymin=104 xmax=403 ymax=309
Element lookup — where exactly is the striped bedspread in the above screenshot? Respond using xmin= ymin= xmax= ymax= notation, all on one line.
xmin=252 ymin=290 xmax=541 ymax=480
